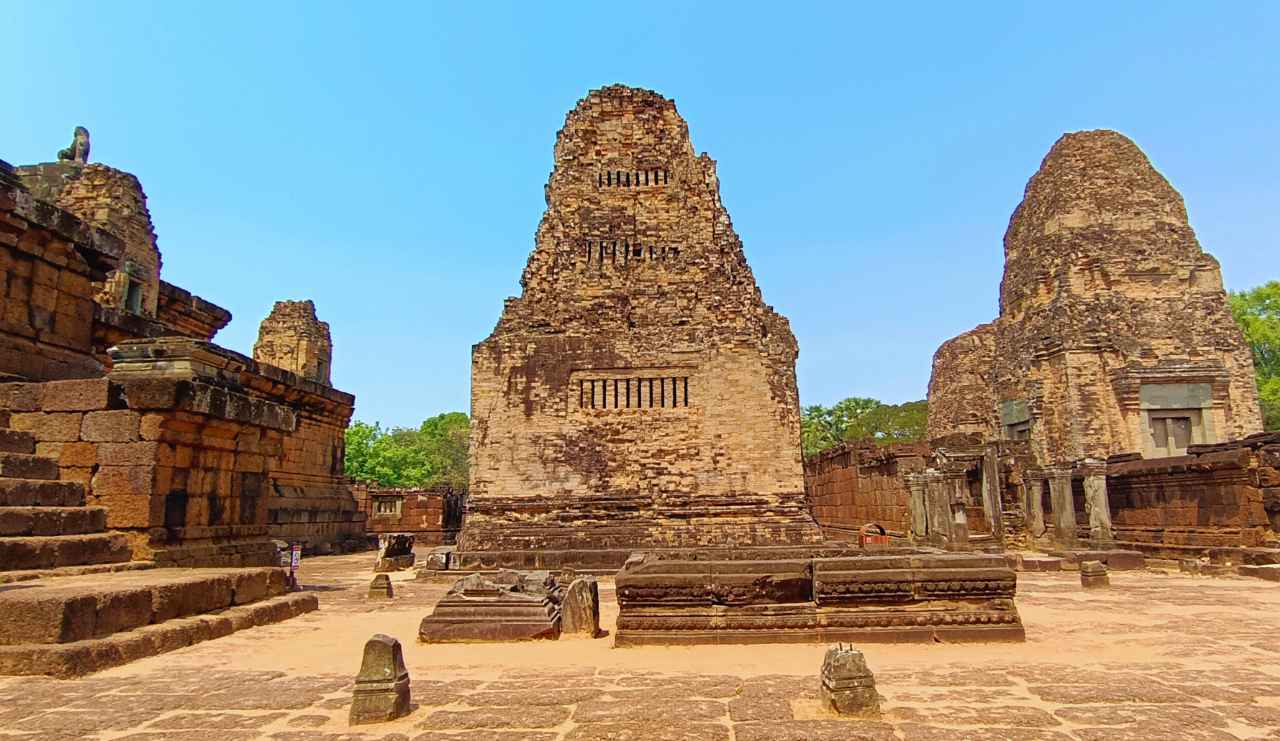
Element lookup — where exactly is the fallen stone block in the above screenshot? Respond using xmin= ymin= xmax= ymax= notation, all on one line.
xmin=561 ymin=576 xmax=600 ymax=638
xmin=1080 ymin=560 xmax=1110 ymax=589
xmin=820 ymin=643 xmax=880 ymax=716
xmin=368 ymin=573 xmax=394 ymax=600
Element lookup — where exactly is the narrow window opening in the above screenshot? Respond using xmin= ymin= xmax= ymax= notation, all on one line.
xmin=602 ymin=379 xmax=608 ymax=407
xmin=663 ymin=169 xmax=669 ymax=184
xmin=586 ymin=241 xmax=592 ymax=265
xmin=649 ymin=245 xmax=656 ymax=259
xmin=590 ymin=380 xmax=596 ymax=409
xmin=611 ymin=241 xmax=617 ymax=262
xmin=599 ymin=243 xmax=605 ymax=264
xmin=634 ymin=245 xmax=643 ymax=258
xmin=648 ymin=379 xmax=655 ymax=408
xmin=671 ymin=377 xmax=678 ymax=406
xmin=625 ymin=379 xmax=631 ymax=408
xmin=683 ymin=377 xmax=689 ymax=406
xmin=613 ymin=379 xmax=620 ymax=408
xmin=598 ymin=173 xmax=603 ymax=186
xmin=607 ymin=171 xmax=612 ymax=186
xmin=125 ymin=279 xmax=144 ymax=314
xmin=579 ymin=380 xmax=584 ymax=408
xmin=660 ymin=378 xmax=666 ymax=407
xmin=624 ymin=172 xmax=630 ymax=187
xmin=644 ymin=170 xmax=649 ymax=185
xmin=634 ymin=171 xmax=640 ymax=186
xmin=670 ymin=247 xmax=679 ymax=259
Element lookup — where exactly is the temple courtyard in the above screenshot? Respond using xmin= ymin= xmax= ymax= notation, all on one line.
xmin=0 ymin=552 xmax=1276 ymax=740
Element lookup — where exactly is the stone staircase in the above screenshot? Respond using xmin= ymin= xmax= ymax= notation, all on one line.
xmin=0 ymin=421 xmax=134 ymax=579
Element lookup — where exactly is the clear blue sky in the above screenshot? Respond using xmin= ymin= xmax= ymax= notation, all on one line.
xmin=6 ymin=3 xmax=1277 ymax=428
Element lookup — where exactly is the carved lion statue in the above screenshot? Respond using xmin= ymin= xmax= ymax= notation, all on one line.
xmin=57 ymin=126 xmax=91 ymax=164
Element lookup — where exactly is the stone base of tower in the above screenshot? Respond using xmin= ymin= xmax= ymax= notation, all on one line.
xmin=454 ymin=490 xmax=824 ymax=571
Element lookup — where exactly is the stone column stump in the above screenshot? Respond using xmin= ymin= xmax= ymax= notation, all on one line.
xmin=819 ymin=644 xmax=880 ymax=717
xmin=1080 ymin=560 xmax=1110 ymax=589
xmin=368 ymin=574 xmax=394 ymax=600
xmin=561 ymin=576 xmax=601 ymax=638
xmin=349 ymin=634 xmax=411 ymax=725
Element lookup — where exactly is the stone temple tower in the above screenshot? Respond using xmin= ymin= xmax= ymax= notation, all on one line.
xmin=253 ymin=300 xmax=333 ymax=385
xmin=458 ymin=85 xmax=822 ymax=569
xmin=927 ymin=130 xmax=1261 ymax=464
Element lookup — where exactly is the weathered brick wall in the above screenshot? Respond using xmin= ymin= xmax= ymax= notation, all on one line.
xmin=927 ymin=131 xmax=1262 ymax=465
xmin=0 ymin=168 xmax=118 ymax=381
xmin=462 ymin=86 xmax=821 ymax=565
xmin=1106 ymin=434 xmax=1278 ymax=551
xmin=157 ymin=281 xmax=231 ymax=341
xmin=352 ymin=483 xmax=464 ymax=545
xmin=2 ymin=338 xmax=366 ymax=565
xmin=804 ymin=442 xmax=925 ymax=536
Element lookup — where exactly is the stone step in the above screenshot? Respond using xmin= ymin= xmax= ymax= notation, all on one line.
xmin=0 ymin=591 xmax=318 ymax=677
xmin=0 ymin=532 xmax=131 ymax=571
xmin=0 ymin=506 xmax=108 ymax=537
xmin=0 ymin=567 xmax=290 ymax=646
xmin=0 ymin=559 xmax=155 ymax=585
xmin=0 ymin=452 xmax=59 ymax=481
xmin=0 ymin=478 xmax=85 ymax=507
xmin=0 ymin=429 xmax=35 ymax=455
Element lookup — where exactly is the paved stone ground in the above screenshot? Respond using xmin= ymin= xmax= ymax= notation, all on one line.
xmin=2 ymin=552 xmax=1280 ymax=740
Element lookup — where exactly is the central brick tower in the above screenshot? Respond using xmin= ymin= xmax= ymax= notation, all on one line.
xmin=459 ymin=85 xmax=822 ymax=569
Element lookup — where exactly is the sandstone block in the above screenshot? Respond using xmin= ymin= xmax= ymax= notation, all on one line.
xmin=561 ymin=576 xmax=601 ymax=638
xmin=40 ymin=378 xmax=110 ymax=412
xmin=368 ymin=573 xmax=394 ymax=600
xmin=80 ymin=410 xmax=140 ymax=442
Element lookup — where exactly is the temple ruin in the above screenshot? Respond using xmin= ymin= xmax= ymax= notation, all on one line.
xmin=459 ymin=85 xmax=823 ymax=569
xmin=0 ymin=134 xmax=365 ymax=571
xmin=927 ymin=130 xmax=1262 ymax=463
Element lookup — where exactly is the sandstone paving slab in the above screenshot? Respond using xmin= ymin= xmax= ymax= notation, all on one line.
xmin=145 ymin=711 xmax=290 ymax=729
xmin=733 ymin=719 xmax=899 ymax=741
xmin=887 ymin=705 xmax=1062 ymax=727
xmin=1052 ymin=704 xmax=1229 ymax=727
xmin=894 ymin=725 xmax=1074 ymax=741
xmin=727 ymin=692 xmax=793 ymax=722
xmin=1071 ymin=724 xmax=1241 ymax=741
xmin=563 ymin=721 xmax=731 ymax=740
xmin=571 ymin=698 xmax=727 ymax=724
xmin=1028 ymin=681 xmax=1197 ymax=704
xmin=462 ymin=687 xmax=604 ymax=706
xmin=416 ymin=705 xmax=571 ymax=730
xmin=411 ymin=732 xmax=556 ymax=741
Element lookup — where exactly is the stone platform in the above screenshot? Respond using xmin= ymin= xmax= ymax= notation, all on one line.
xmin=614 ymin=547 xmax=1024 ymax=646
xmin=418 ymin=571 xmax=561 ymax=642
xmin=0 ymin=566 xmax=316 ymax=677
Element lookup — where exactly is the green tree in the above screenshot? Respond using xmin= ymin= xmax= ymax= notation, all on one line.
xmin=344 ymin=413 xmax=471 ymax=490
xmin=1231 ymin=281 xmax=1280 ymax=431
xmin=801 ymin=397 xmax=928 ymax=456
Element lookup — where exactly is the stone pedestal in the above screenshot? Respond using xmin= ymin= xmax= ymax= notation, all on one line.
xmin=1076 ymin=460 xmax=1113 ymax=543
xmin=1048 ymin=468 xmax=1077 ymax=546
xmin=1080 ymin=560 xmax=1110 ymax=589
xmin=349 ymin=634 xmax=411 ymax=725
xmin=819 ymin=644 xmax=880 ymax=716
xmin=561 ymin=577 xmax=601 ymax=638
xmin=418 ymin=570 xmax=562 ymax=642
xmin=368 ymin=574 xmax=393 ymax=600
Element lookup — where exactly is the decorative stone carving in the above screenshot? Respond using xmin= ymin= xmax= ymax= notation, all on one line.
xmin=819 ymin=644 xmax=880 ymax=716
xmin=349 ymin=634 xmax=411 ymax=725
xmin=418 ymin=570 xmax=562 ymax=642
xmin=614 ymin=548 xmax=1024 ymax=645
xmin=561 ymin=576 xmax=601 ymax=638
xmin=57 ymin=126 xmax=90 ymax=164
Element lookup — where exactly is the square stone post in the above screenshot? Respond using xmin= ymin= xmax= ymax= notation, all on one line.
xmin=942 ymin=468 xmax=971 ymax=550
xmin=1024 ymin=469 xmax=1047 ymax=540
xmin=905 ymin=473 xmax=929 ymax=541
xmin=922 ymin=470 xmax=951 ymax=546
xmin=981 ymin=444 xmax=1005 ymax=544
xmin=1048 ymin=467 xmax=1077 ymax=546
xmin=1075 ymin=458 xmax=1113 ymax=544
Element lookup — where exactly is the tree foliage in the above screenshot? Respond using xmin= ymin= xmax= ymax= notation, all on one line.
xmin=1231 ymin=281 xmax=1280 ymax=431
xmin=801 ymin=397 xmax=928 ymax=456
xmin=344 ymin=412 xmax=470 ymax=490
